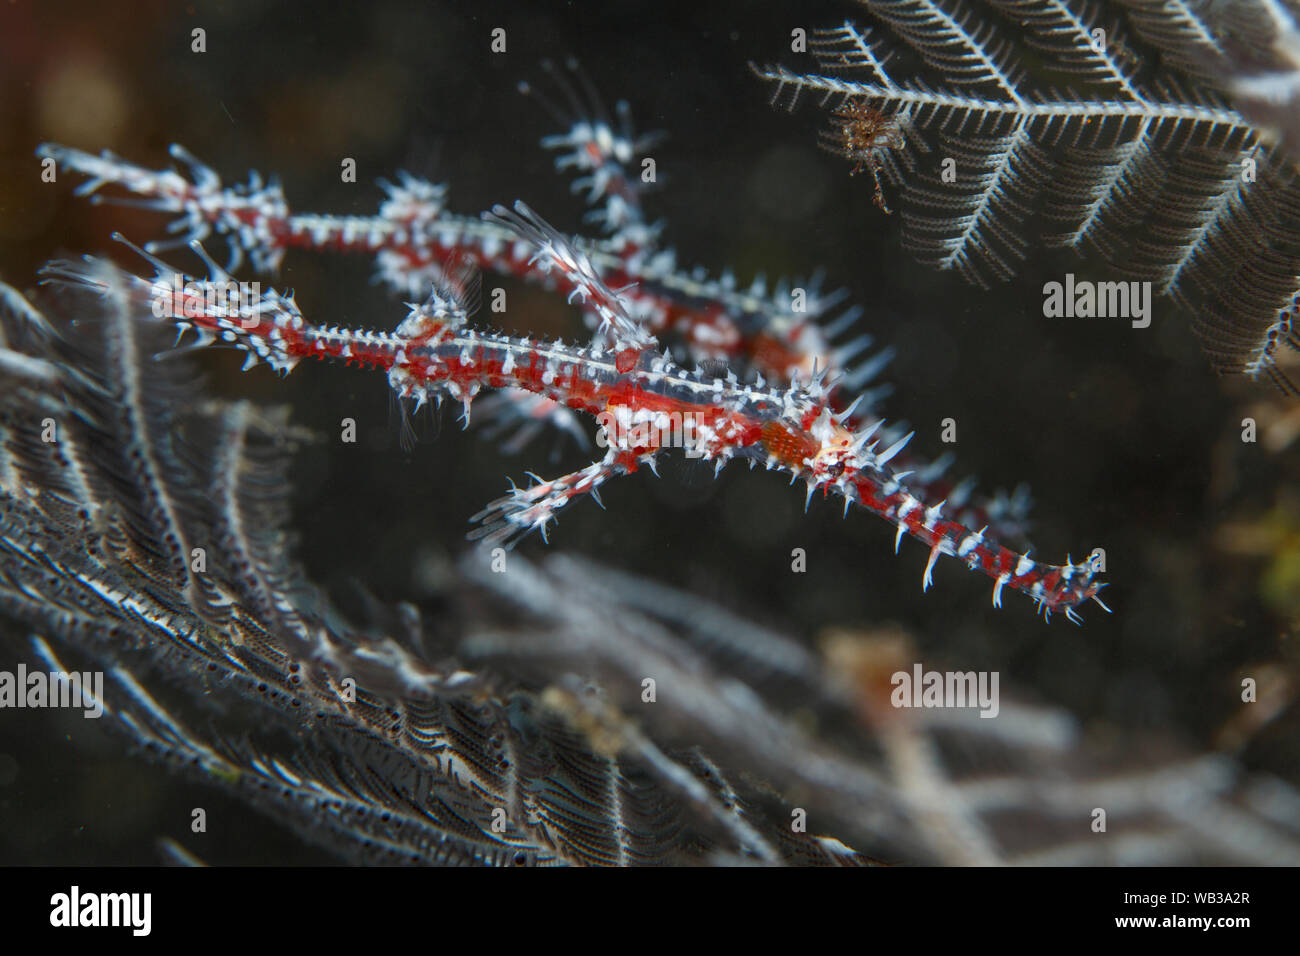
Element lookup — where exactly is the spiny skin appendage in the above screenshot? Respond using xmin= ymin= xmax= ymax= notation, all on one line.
xmin=38 ymin=87 xmax=1100 ymax=622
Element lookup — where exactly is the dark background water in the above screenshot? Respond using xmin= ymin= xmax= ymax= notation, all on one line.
xmin=1 ymin=0 xmax=1297 ymax=863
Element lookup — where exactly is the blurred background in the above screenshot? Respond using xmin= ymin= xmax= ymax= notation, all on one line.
xmin=0 ymin=0 xmax=1297 ymax=863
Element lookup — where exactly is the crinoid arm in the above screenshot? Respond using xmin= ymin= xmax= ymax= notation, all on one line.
xmin=754 ymin=0 xmax=1300 ymax=390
